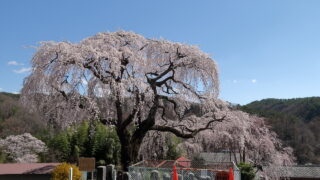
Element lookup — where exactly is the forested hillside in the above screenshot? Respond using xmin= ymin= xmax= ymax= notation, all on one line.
xmin=0 ymin=92 xmax=46 ymax=138
xmin=241 ymin=97 xmax=320 ymax=164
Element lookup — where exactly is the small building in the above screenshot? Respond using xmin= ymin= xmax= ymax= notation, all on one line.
xmin=197 ymin=152 xmax=242 ymax=163
xmin=278 ymin=165 xmax=320 ymax=180
xmin=0 ymin=163 xmax=60 ymax=180
xmin=258 ymin=165 xmax=320 ymax=180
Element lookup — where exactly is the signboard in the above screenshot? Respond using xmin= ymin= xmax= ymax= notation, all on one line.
xmin=79 ymin=157 xmax=95 ymax=171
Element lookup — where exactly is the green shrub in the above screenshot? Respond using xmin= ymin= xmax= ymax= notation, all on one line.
xmin=238 ymin=162 xmax=255 ymax=180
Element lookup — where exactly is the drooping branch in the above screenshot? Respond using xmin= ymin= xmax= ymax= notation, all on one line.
xmin=158 ymin=95 xmax=179 ymax=117
xmin=151 ymin=115 xmax=226 ymax=138
xmin=83 ymin=60 xmax=110 ymax=84
xmin=147 ymin=61 xmax=174 ymax=83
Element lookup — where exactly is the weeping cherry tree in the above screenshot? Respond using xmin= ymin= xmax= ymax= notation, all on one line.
xmin=21 ymin=31 xmax=227 ymax=170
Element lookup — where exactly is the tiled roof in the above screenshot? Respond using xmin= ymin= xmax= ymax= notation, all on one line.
xmin=0 ymin=163 xmax=60 ymax=175
xmin=198 ymin=152 xmax=241 ymax=163
xmin=264 ymin=165 xmax=320 ymax=178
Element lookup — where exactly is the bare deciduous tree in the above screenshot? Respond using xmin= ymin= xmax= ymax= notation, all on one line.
xmin=21 ymin=31 xmax=227 ymax=170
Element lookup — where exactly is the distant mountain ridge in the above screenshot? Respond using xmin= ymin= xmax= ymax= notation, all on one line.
xmin=241 ymin=97 xmax=320 ymax=164
xmin=242 ymin=97 xmax=320 ymax=122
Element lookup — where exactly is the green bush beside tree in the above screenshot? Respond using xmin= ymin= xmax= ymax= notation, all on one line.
xmin=238 ymin=162 xmax=256 ymax=180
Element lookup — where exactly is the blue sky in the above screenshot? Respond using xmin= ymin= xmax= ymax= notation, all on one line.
xmin=1 ymin=0 xmax=320 ymax=105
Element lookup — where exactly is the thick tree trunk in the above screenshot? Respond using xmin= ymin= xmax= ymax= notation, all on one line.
xmin=117 ymin=129 xmax=130 ymax=171
xmin=120 ymin=138 xmax=132 ymax=172
xmin=119 ymin=139 xmax=143 ymax=171
xmin=117 ymin=128 xmax=145 ymax=171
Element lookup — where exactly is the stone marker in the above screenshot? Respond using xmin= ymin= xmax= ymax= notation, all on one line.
xmin=117 ymin=171 xmax=123 ymax=180
xmin=136 ymin=172 xmax=142 ymax=180
xmin=130 ymin=171 xmax=136 ymax=180
xmin=163 ymin=173 xmax=171 ymax=180
xmin=112 ymin=169 xmax=117 ymax=180
xmin=188 ymin=172 xmax=195 ymax=180
xmin=122 ymin=172 xmax=131 ymax=180
xmin=106 ymin=165 xmax=114 ymax=180
xmin=150 ymin=170 xmax=160 ymax=180
xmin=97 ymin=166 xmax=106 ymax=180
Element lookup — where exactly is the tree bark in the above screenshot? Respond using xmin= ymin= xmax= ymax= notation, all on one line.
xmin=119 ymin=139 xmax=144 ymax=171
xmin=117 ymin=127 xmax=145 ymax=171
xmin=119 ymin=138 xmax=131 ymax=171
xmin=117 ymin=128 xmax=131 ymax=171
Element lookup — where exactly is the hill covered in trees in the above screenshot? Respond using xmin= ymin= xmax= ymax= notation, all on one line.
xmin=241 ymin=97 xmax=320 ymax=164
xmin=0 ymin=92 xmax=46 ymax=138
